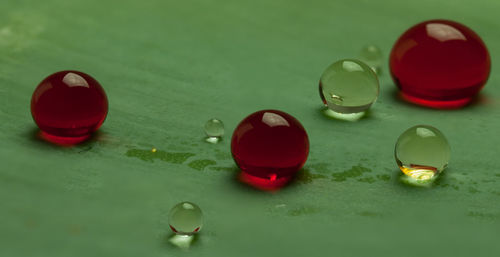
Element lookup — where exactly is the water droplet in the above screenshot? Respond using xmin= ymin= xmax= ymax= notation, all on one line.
xmin=395 ymin=125 xmax=450 ymax=185
xmin=169 ymin=201 xmax=203 ymax=236
xmin=358 ymin=45 xmax=383 ymax=75
xmin=204 ymin=118 xmax=224 ymax=143
xmin=319 ymin=59 xmax=379 ymax=117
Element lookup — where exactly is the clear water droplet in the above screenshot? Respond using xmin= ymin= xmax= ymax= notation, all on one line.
xmin=319 ymin=59 xmax=379 ymax=116
xmin=358 ymin=45 xmax=383 ymax=75
xmin=395 ymin=125 xmax=450 ymax=185
xmin=169 ymin=201 xmax=203 ymax=236
xmin=204 ymin=118 xmax=224 ymax=143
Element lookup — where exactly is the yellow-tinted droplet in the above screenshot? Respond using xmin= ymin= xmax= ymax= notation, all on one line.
xmin=399 ymin=165 xmax=438 ymax=182
xmin=395 ymin=125 xmax=450 ymax=185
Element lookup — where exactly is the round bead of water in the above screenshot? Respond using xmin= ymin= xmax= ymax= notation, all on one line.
xmin=389 ymin=20 xmax=490 ymax=108
xmin=395 ymin=125 xmax=450 ymax=182
xmin=204 ymin=118 xmax=224 ymax=138
xmin=358 ymin=45 xmax=383 ymax=74
xmin=319 ymin=59 xmax=379 ymax=114
xmin=231 ymin=110 xmax=309 ymax=180
xmin=168 ymin=202 xmax=203 ymax=236
xmin=31 ymin=70 xmax=108 ymax=144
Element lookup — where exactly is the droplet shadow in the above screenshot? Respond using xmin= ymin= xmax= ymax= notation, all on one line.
xmin=317 ymin=106 xmax=373 ymax=122
xmin=204 ymin=136 xmax=222 ymax=144
xmin=227 ymin=166 xmax=303 ymax=193
xmin=26 ymin=127 xmax=104 ymax=148
xmin=165 ymin=232 xmax=200 ymax=250
xmin=388 ymin=87 xmax=490 ymax=111
xmin=394 ymin=168 xmax=449 ymax=189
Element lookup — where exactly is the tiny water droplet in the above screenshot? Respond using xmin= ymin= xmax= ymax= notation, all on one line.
xmin=169 ymin=201 xmax=203 ymax=236
xmin=204 ymin=118 xmax=224 ymax=143
xmin=358 ymin=44 xmax=383 ymax=75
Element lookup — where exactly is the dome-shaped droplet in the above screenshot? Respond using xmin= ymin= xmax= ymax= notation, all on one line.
xmin=204 ymin=118 xmax=224 ymax=143
xmin=358 ymin=45 xmax=383 ymax=74
xmin=319 ymin=59 xmax=379 ymax=116
xmin=168 ymin=202 xmax=203 ymax=236
xmin=395 ymin=125 xmax=451 ymax=183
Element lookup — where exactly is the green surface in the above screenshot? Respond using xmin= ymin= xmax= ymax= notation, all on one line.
xmin=1 ymin=0 xmax=500 ymax=256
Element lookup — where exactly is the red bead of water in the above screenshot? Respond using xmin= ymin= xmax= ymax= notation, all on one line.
xmin=231 ymin=110 xmax=309 ymax=187
xmin=389 ymin=20 xmax=490 ymax=108
xmin=31 ymin=71 xmax=108 ymax=144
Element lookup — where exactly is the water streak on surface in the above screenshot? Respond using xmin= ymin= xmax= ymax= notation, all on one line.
xmin=125 ymin=148 xmax=195 ymax=164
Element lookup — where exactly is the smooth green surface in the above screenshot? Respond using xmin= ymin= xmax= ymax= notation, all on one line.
xmin=320 ymin=59 xmax=379 ymax=113
xmin=1 ymin=0 xmax=500 ymax=256
xmin=168 ymin=202 xmax=203 ymax=235
xmin=395 ymin=125 xmax=451 ymax=182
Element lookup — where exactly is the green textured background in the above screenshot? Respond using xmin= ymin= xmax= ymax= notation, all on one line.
xmin=1 ymin=0 xmax=500 ymax=256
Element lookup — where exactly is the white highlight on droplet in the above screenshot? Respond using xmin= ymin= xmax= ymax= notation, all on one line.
xmin=63 ymin=72 xmax=89 ymax=88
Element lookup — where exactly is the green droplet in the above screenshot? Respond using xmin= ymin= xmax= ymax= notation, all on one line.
xmin=358 ymin=45 xmax=383 ymax=75
xmin=395 ymin=125 xmax=450 ymax=183
xmin=204 ymin=118 xmax=224 ymax=143
xmin=169 ymin=202 xmax=203 ymax=236
xmin=319 ymin=59 xmax=379 ymax=114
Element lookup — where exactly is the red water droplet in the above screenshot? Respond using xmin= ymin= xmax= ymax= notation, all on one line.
xmin=390 ymin=20 xmax=490 ymax=108
xmin=238 ymin=171 xmax=294 ymax=191
xmin=38 ymin=131 xmax=91 ymax=146
xmin=31 ymin=70 xmax=108 ymax=144
xmin=231 ymin=110 xmax=309 ymax=183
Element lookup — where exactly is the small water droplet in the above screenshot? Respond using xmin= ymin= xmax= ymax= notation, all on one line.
xmin=395 ymin=125 xmax=450 ymax=186
xmin=169 ymin=201 xmax=203 ymax=236
xmin=358 ymin=45 xmax=383 ymax=75
xmin=204 ymin=118 xmax=224 ymax=143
